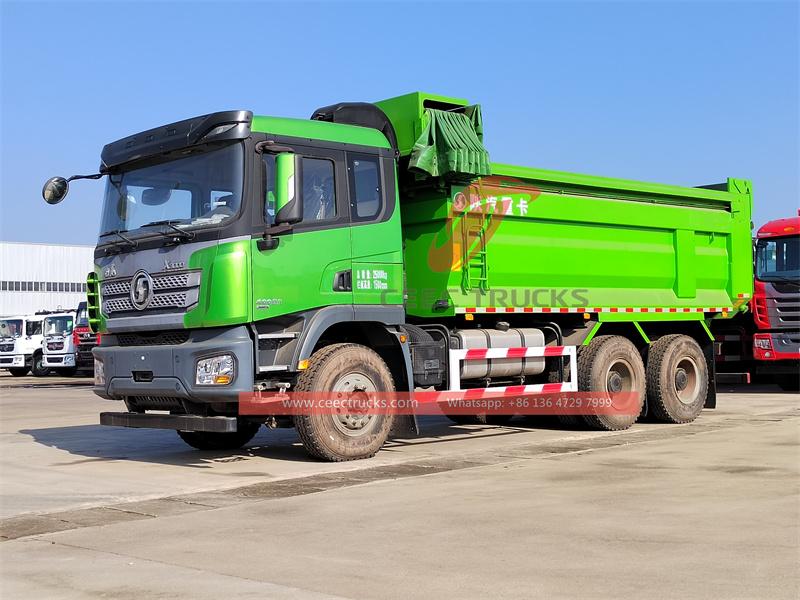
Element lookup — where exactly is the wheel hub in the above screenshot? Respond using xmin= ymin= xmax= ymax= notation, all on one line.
xmin=331 ymin=373 xmax=377 ymax=436
xmin=674 ymin=368 xmax=689 ymax=391
xmin=607 ymin=371 xmax=624 ymax=392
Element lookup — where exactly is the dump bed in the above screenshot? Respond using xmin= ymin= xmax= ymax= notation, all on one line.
xmin=400 ymin=165 xmax=753 ymax=320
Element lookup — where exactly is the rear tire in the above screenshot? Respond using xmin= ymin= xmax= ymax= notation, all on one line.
xmin=578 ymin=336 xmax=645 ymax=431
xmin=177 ymin=421 xmax=260 ymax=451
xmin=9 ymin=368 xmax=29 ymax=377
xmin=293 ymin=343 xmax=395 ymax=461
xmin=646 ymin=334 xmax=708 ymax=423
xmin=30 ymin=353 xmax=50 ymax=377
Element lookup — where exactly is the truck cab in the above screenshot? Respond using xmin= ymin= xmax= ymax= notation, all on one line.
xmin=752 ymin=215 xmax=800 ymax=388
xmin=0 ymin=314 xmax=47 ymax=376
xmin=42 ymin=311 xmax=78 ymax=375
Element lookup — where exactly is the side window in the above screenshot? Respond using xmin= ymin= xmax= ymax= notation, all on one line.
xmin=302 ymin=158 xmax=336 ymax=222
xmin=348 ymin=155 xmax=382 ymax=221
xmin=262 ymin=154 xmax=276 ymax=225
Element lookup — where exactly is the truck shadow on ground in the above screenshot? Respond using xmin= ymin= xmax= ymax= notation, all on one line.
xmin=19 ymin=416 xmax=553 ymax=468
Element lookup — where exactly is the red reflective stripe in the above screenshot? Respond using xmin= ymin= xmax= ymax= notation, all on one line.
xmin=669 ymin=308 xmax=677 ymax=313
xmin=640 ymin=307 xmax=649 ymax=313
xmin=523 ymin=307 xmax=534 ymax=313
xmin=610 ymin=307 xmax=619 ymax=313
xmin=542 ymin=307 xmax=552 ymax=313
xmin=505 ymin=385 xmax=526 ymax=394
xmin=505 ymin=307 xmax=515 ymax=313
xmin=576 ymin=307 xmax=586 ymax=313
xmin=543 ymin=346 xmax=566 ymax=356
xmin=465 ymin=307 xmax=476 ymax=313
xmin=464 ymin=348 xmax=489 ymax=360
xmin=486 ymin=307 xmax=497 ymax=313
xmin=654 ymin=307 xmax=663 ymax=313
xmin=506 ymin=347 xmax=529 ymax=358
xmin=541 ymin=383 xmax=564 ymax=393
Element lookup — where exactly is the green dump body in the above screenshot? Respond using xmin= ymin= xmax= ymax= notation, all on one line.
xmin=379 ymin=94 xmax=754 ymax=321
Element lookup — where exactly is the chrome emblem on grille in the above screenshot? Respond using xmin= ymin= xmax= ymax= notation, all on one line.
xmin=130 ymin=271 xmax=154 ymax=310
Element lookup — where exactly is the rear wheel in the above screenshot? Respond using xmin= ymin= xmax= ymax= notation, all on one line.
xmin=9 ymin=368 xmax=29 ymax=377
xmin=177 ymin=421 xmax=261 ymax=451
xmin=578 ymin=336 xmax=645 ymax=431
xmin=646 ymin=334 xmax=708 ymax=423
xmin=294 ymin=343 xmax=395 ymax=461
xmin=30 ymin=353 xmax=50 ymax=377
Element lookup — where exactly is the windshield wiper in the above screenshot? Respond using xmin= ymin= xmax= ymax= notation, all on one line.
xmin=140 ymin=220 xmax=196 ymax=243
xmin=101 ymin=229 xmax=138 ymax=254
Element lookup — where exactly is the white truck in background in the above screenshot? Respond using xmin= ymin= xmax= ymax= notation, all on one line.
xmin=42 ymin=310 xmax=79 ymax=376
xmin=0 ymin=314 xmax=48 ymax=376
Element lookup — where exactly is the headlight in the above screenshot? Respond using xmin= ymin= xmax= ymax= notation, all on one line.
xmin=94 ymin=358 xmax=105 ymax=385
xmin=196 ymin=354 xmax=235 ymax=385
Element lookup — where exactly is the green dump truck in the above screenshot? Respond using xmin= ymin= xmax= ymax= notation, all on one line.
xmin=42 ymin=92 xmax=753 ymax=461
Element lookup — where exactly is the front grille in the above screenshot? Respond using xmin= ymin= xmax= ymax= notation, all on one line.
xmin=47 ymin=342 xmax=64 ymax=351
xmin=104 ymin=292 xmax=188 ymax=314
xmin=127 ymin=396 xmax=185 ymax=411
xmin=774 ymin=293 xmax=800 ymax=326
xmin=48 ymin=356 xmax=64 ymax=363
xmin=0 ymin=358 xmax=13 ymax=364
xmin=117 ymin=331 xmax=190 ymax=346
xmin=100 ymin=270 xmax=201 ymax=316
xmin=0 ymin=344 xmax=13 ymax=353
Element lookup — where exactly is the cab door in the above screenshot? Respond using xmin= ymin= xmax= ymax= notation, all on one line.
xmin=346 ymin=152 xmax=404 ymax=307
xmin=251 ymin=146 xmax=353 ymax=320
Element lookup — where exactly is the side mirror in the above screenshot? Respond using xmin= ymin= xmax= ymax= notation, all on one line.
xmin=274 ymin=153 xmax=303 ymax=225
xmin=42 ymin=177 xmax=69 ymax=204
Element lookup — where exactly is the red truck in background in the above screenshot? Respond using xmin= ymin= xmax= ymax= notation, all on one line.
xmin=714 ymin=213 xmax=799 ymax=391
xmin=73 ymin=301 xmax=100 ymax=372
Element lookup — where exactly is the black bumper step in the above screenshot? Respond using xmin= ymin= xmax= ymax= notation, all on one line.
xmin=100 ymin=412 xmax=239 ymax=432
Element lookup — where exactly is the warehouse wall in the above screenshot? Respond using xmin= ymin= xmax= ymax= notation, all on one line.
xmin=0 ymin=242 xmax=94 ymax=316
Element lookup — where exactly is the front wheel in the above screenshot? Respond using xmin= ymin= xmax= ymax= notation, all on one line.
xmin=294 ymin=343 xmax=395 ymax=462
xmin=30 ymin=353 xmax=50 ymax=377
xmin=177 ymin=421 xmax=261 ymax=451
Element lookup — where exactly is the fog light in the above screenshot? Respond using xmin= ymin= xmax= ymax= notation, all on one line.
xmin=196 ymin=354 xmax=235 ymax=385
xmin=94 ymin=358 xmax=105 ymax=386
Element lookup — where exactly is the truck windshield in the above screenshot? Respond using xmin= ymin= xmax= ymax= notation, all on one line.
xmin=44 ymin=316 xmax=74 ymax=336
xmin=0 ymin=319 xmax=23 ymax=338
xmin=76 ymin=306 xmax=89 ymax=327
xmin=99 ymin=142 xmax=244 ymax=239
xmin=756 ymin=235 xmax=800 ymax=282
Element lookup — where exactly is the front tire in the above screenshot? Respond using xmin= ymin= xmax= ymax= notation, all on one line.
xmin=30 ymin=353 xmax=50 ymax=377
xmin=294 ymin=343 xmax=395 ymax=462
xmin=177 ymin=421 xmax=261 ymax=451
xmin=646 ymin=334 xmax=708 ymax=423
xmin=578 ymin=336 xmax=646 ymax=431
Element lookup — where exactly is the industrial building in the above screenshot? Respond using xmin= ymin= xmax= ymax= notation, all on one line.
xmin=0 ymin=241 xmax=94 ymax=316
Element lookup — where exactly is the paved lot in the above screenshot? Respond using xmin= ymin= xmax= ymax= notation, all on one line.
xmin=0 ymin=374 xmax=798 ymax=599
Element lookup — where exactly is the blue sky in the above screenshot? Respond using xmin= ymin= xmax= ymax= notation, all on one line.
xmin=1 ymin=1 xmax=797 ymax=245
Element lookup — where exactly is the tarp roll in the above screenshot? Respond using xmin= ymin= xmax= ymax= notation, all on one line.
xmin=409 ymin=105 xmax=491 ymax=179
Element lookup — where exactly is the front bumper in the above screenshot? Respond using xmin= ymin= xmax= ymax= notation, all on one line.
xmin=93 ymin=325 xmax=254 ymax=404
xmin=43 ymin=353 xmax=75 ymax=368
xmin=100 ymin=412 xmax=239 ymax=432
xmin=0 ymin=354 xmax=26 ymax=368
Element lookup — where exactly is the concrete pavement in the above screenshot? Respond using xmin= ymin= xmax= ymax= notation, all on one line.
xmin=0 ymin=377 xmax=798 ymax=598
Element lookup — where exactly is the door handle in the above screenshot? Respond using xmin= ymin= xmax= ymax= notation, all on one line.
xmin=333 ymin=270 xmax=352 ymax=292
